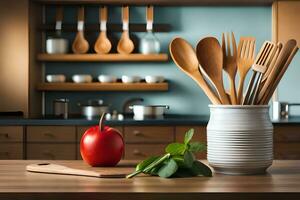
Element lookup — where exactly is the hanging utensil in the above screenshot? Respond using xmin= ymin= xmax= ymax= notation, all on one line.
xmin=46 ymin=6 xmax=68 ymax=54
xmin=117 ymin=6 xmax=134 ymax=54
xmin=169 ymin=37 xmax=221 ymax=104
xmin=94 ymin=6 xmax=111 ymax=54
xmin=196 ymin=37 xmax=230 ymax=104
xmin=222 ymin=32 xmax=238 ymax=104
xmin=139 ymin=5 xmax=160 ymax=54
xmin=243 ymin=41 xmax=277 ymax=105
xmin=72 ymin=6 xmax=89 ymax=54
xmin=236 ymin=37 xmax=256 ymax=104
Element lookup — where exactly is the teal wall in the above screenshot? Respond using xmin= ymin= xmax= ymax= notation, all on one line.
xmin=45 ymin=6 xmax=273 ymax=115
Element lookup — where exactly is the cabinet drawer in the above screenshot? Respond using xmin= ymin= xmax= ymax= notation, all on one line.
xmin=274 ymin=125 xmax=300 ymax=142
xmin=77 ymin=126 xmax=123 ymax=143
xmin=0 ymin=143 xmax=23 ymax=159
xmin=0 ymin=126 xmax=23 ymax=142
xmin=124 ymin=126 xmax=174 ymax=143
xmin=175 ymin=126 xmax=206 ymax=142
xmin=274 ymin=143 xmax=300 ymax=160
xmin=27 ymin=144 xmax=76 ymax=160
xmin=27 ymin=126 xmax=76 ymax=142
xmin=124 ymin=144 xmax=166 ymax=160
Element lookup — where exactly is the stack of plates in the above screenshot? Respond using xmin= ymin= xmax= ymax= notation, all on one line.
xmin=207 ymin=130 xmax=273 ymax=175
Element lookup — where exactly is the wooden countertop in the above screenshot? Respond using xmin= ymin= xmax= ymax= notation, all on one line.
xmin=0 ymin=160 xmax=299 ymax=200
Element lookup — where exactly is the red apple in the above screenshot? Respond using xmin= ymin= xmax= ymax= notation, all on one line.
xmin=80 ymin=113 xmax=124 ymax=167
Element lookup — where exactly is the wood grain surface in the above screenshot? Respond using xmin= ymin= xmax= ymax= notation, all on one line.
xmin=0 ymin=160 xmax=299 ymax=200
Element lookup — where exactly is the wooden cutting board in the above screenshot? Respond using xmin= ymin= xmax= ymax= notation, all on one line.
xmin=26 ymin=163 xmax=127 ymax=178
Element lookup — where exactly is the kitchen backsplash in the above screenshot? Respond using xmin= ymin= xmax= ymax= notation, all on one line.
xmin=45 ymin=6 xmax=275 ymax=115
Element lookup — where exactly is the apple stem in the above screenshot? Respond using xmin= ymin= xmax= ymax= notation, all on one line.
xmin=99 ymin=112 xmax=106 ymax=132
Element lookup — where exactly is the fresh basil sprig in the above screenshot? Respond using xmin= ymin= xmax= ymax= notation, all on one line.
xmin=126 ymin=128 xmax=212 ymax=178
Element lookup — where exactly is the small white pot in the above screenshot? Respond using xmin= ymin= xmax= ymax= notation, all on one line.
xmin=207 ymin=105 xmax=273 ymax=175
xmin=46 ymin=38 xmax=68 ymax=54
xmin=72 ymin=75 xmax=93 ymax=83
xmin=145 ymin=76 xmax=165 ymax=83
xmin=98 ymin=75 xmax=117 ymax=83
xmin=46 ymin=74 xmax=66 ymax=83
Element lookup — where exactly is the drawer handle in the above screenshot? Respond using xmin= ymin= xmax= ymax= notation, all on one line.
xmin=133 ymin=149 xmax=145 ymax=156
xmin=44 ymin=132 xmax=55 ymax=138
xmin=133 ymin=130 xmax=143 ymax=136
xmin=0 ymin=133 xmax=9 ymax=138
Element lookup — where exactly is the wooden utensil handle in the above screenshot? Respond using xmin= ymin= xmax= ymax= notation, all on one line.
xmin=56 ymin=6 xmax=63 ymax=21
xmin=100 ymin=6 xmax=107 ymax=22
xmin=122 ymin=6 xmax=129 ymax=23
xmin=78 ymin=6 xmax=85 ymax=21
xmin=146 ymin=5 xmax=153 ymax=22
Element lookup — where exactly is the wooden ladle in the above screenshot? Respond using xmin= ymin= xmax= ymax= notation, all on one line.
xmin=72 ymin=6 xmax=89 ymax=54
xmin=117 ymin=6 xmax=134 ymax=54
xmin=94 ymin=6 xmax=111 ymax=54
xmin=196 ymin=37 xmax=230 ymax=104
xmin=169 ymin=37 xmax=221 ymax=105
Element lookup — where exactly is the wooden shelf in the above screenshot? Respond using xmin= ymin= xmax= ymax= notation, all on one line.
xmin=39 ymin=24 xmax=171 ymax=33
xmin=36 ymin=82 xmax=169 ymax=91
xmin=33 ymin=0 xmax=274 ymax=6
xmin=37 ymin=53 xmax=168 ymax=62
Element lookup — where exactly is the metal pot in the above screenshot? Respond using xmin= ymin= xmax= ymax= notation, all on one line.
xmin=78 ymin=100 xmax=109 ymax=119
xmin=129 ymin=105 xmax=169 ymax=119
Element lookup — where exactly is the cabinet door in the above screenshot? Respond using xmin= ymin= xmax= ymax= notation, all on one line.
xmin=0 ymin=126 xmax=23 ymax=142
xmin=27 ymin=144 xmax=76 ymax=160
xmin=124 ymin=126 xmax=174 ymax=143
xmin=124 ymin=144 xmax=166 ymax=160
xmin=27 ymin=126 xmax=76 ymax=142
xmin=0 ymin=143 xmax=23 ymax=159
xmin=275 ymin=1 xmax=300 ymax=44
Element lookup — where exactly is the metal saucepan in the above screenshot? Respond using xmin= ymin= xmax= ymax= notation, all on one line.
xmin=129 ymin=105 xmax=169 ymax=119
xmin=78 ymin=99 xmax=110 ymax=119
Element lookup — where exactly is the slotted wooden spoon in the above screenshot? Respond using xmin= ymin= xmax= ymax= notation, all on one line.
xmin=72 ymin=6 xmax=89 ymax=54
xmin=117 ymin=6 xmax=134 ymax=54
xmin=94 ymin=6 xmax=112 ymax=54
xmin=169 ymin=37 xmax=221 ymax=104
xmin=196 ymin=37 xmax=230 ymax=104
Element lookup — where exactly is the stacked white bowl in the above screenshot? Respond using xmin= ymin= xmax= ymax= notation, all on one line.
xmin=207 ymin=105 xmax=273 ymax=175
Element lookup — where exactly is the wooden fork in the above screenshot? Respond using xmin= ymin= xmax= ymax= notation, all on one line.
xmin=222 ymin=32 xmax=237 ymax=104
xmin=236 ymin=37 xmax=256 ymax=104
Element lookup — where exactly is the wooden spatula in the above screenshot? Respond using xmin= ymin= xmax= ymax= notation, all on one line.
xmin=26 ymin=163 xmax=126 ymax=178
xmin=72 ymin=6 xmax=89 ymax=54
xmin=242 ymin=41 xmax=277 ymax=105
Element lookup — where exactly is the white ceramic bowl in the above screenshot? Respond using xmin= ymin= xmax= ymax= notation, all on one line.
xmin=98 ymin=75 xmax=117 ymax=83
xmin=121 ymin=75 xmax=141 ymax=83
xmin=46 ymin=74 xmax=66 ymax=83
xmin=145 ymin=75 xmax=165 ymax=83
xmin=72 ymin=74 xmax=93 ymax=83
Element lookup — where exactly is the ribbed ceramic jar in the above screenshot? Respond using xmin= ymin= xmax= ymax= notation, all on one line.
xmin=207 ymin=105 xmax=273 ymax=175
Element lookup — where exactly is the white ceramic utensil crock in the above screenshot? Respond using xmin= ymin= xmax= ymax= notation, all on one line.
xmin=207 ymin=105 xmax=273 ymax=175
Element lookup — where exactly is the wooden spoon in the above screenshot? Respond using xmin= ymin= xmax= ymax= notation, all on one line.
xmin=169 ymin=37 xmax=221 ymax=105
xmin=196 ymin=37 xmax=230 ymax=104
xmin=72 ymin=6 xmax=89 ymax=54
xmin=94 ymin=6 xmax=111 ymax=54
xmin=117 ymin=6 xmax=134 ymax=54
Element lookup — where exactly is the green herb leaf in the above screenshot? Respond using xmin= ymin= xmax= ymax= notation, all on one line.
xmin=188 ymin=142 xmax=206 ymax=152
xmin=184 ymin=151 xmax=195 ymax=168
xmin=136 ymin=156 xmax=160 ymax=171
xmin=190 ymin=160 xmax=212 ymax=177
xmin=158 ymin=158 xmax=178 ymax=178
xmin=184 ymin=129 xmax=194 ymax=145
xmin=165 ymin=143 xmax=186 ymax=155
xmin=173 ymin=168 xmax=195 ymax=178
xmin=172 ymin=155 xmax=185 ymax=168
